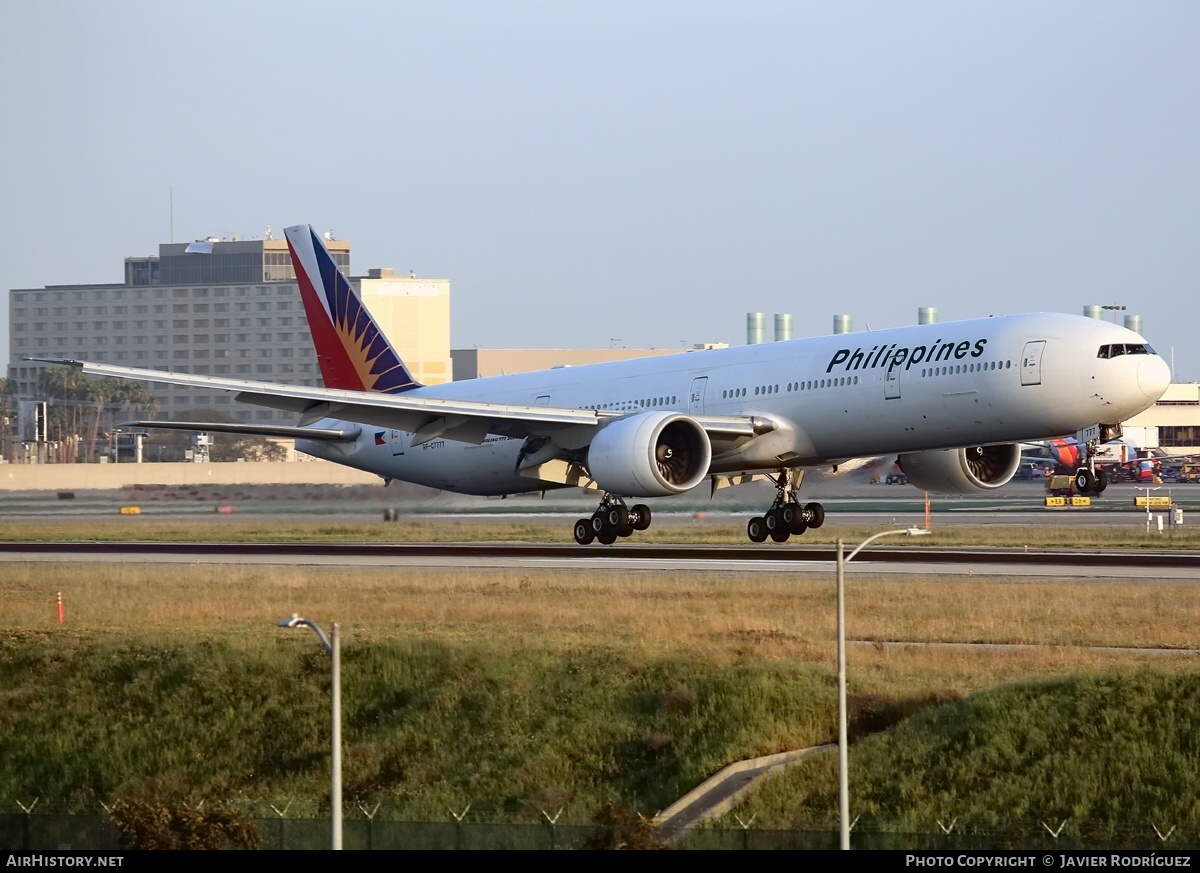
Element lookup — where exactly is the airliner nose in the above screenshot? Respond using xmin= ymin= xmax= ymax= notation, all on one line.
xmin=1138 ymin=356 xmax=1171 ymax=400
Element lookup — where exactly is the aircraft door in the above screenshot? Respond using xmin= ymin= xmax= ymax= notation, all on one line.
xmin=884 ymin=364 xmax=901 ymax=400
xmin=1021 ymin=341 xmax=1046 ymax=386
xmin=688 ymin=377 xmax=708 ymax=414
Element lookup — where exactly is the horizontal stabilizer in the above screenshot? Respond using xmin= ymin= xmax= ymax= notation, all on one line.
xmin=118 ymin=420 xmax=361 ymax=442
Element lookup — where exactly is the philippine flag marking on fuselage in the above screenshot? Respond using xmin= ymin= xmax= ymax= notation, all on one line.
xmin=375 ymin=431 xmax=387 ymax=446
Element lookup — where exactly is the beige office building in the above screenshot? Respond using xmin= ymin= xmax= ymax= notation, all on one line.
xmin=7 ymin=236 xmax=450 ymax=422
xmin=1125 ymin=382 xmax=1200 ymax=454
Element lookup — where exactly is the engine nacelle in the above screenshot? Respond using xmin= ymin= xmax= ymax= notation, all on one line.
xmin=587 ymin=412 xmax=712 ymax=497
xmin=897 ymin=444 xmax=1021 ymax=494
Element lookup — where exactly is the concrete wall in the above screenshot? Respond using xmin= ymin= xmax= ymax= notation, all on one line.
xmin=0 ymin=459 xmax=382 ymax=492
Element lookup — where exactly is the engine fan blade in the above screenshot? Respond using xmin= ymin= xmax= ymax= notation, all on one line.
xmin=966 ymin=446 xmax=1001 ymax=482
xmin=656 ymin=441 xmax=690 ymax=484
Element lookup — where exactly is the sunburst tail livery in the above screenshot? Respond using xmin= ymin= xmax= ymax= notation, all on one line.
xmin=285 ymin=224 xmax=420 ymax=393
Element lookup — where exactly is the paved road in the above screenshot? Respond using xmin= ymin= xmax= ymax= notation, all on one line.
xmin=1 ymin=541 xmax=1197 ymax=580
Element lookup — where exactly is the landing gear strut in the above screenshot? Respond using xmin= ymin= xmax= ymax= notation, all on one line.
xmin=747 ymin=470 xmax=824 ymax=544
xmin=573 ymin=494 xmax=653 ymax=545
xmin=1073 ymin=437 xmax=1108 ymax=495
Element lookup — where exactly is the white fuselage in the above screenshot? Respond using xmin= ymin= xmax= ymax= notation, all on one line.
xmin=298 ymin=313 xmax=1170 ymax=496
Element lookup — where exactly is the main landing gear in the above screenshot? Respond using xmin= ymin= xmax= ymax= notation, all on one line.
xmin=746 ymin=471 xmax=824 ymax=543
xmin=573 ymin=495 xmax=653 ymax=545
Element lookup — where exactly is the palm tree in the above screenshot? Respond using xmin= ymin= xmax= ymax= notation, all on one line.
xmin=37 ymin=368 xmax=88 ymax=462
xmin=83 ymin=377 xmax=120 ymax=463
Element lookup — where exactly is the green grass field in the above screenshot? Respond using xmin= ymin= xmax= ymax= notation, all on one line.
xmin=3 ymin=533 xmax=1199 ymax=837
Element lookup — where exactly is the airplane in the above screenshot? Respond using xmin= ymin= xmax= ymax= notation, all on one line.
xmin=1027 ymin=435 xmax=1200 ymax=487
xmin=33 ymin=223 xmax=1173 ymax=544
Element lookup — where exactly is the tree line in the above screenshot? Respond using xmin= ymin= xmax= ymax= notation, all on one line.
xmin=1 ymin=371 xmax=286 ymax=463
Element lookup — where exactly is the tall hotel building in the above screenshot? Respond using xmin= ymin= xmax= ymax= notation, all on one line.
xmin=7 ymin=235 xmax=451 ymax=422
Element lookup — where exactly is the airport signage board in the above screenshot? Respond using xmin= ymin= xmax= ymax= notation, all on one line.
xmin=1134 ymin=496 xmax=1172 ymax=507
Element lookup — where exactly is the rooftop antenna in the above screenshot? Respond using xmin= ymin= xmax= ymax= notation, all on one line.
xmin=169 ymin=186 xmax=173 ymax=243
xmin=265 ymin=225 xmax=274 ymax=241
xmin=324 ymin=230 xmax=336 ymax=241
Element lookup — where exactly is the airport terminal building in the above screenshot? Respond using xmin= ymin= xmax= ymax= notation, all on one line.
xmin=7 ymin=235 xmax=451 ymax=422
xmin=1126 ymin=381 xmax=1200 ymax=455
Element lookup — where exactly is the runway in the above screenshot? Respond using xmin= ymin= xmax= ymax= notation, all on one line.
xmin=1 ymin=540 xmax=1197 ymax=580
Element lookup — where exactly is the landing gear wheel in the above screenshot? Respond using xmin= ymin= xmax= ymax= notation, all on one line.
xmin=1093 ymin=469 xmax=1108 ymax=494
xmin=763 ymin=508 xmax=790 ymax=542
xmin=597 ymin=529 xmax=617 ymax=545
xmin=1074 ymin=469 xmax=1095 ymax=493
xmin=590 ymin=512 xmax=606 ymax=534
xmin=779 ymin=505 xmax=796 ymax=527
xmin=573 ymin=519 xmax=595 ymax=545
xmin=747 ymin=517 xmax=768 ymax=543
xmin=790 ymin=516 xmax=808 ymax=536
xmin=804 ymin=502 xmax=825 ymax=529
xmin=603 ymin=505 xmax=633 ymax=536
xmin=631 ymin=504 xmax=652 ymax=531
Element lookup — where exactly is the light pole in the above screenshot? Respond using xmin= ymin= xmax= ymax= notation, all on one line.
xmin=278 ymin=614 xmax=341 ymax=850
xmin=1136 ymin=485 xmax=1160 ymax=535
xmin=836 ymin=528 xmax=930 ymax=850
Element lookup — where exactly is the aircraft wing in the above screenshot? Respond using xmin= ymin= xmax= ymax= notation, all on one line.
xmin=32 ymin=358 xmax=760 ymax=445
xmin=118 ymin=420 xmax=362 ymax=442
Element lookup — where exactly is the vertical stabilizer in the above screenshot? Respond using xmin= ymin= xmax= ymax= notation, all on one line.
xmin=284 ymin=224 xmax=421 ymax=393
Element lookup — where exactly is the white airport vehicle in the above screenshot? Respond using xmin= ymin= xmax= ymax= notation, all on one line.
xmin=34 ymin=224 xmax=1172 ymax=543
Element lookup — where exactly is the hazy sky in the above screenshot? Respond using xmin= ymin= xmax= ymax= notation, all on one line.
xmin=3 ymin=2 xmax=1198 ymax=378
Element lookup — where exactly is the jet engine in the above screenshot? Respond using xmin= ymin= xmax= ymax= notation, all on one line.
xmin=897 ymin=444 xmax=1021 ymax=494
xmin=587 ymin=412 xmax=712 ymax=497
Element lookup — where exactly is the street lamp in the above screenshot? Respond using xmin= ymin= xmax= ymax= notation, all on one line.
xmin=836 ymin=528 xmax=931 ymax=850
xmin=278 ymin=614 xmax=341 ymax=850
xmin=1135 ymin=485 xmax=1160 ymax=535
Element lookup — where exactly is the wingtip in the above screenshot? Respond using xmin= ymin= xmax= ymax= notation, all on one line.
xmin=25 ymin=356 xmax=83 ymax=368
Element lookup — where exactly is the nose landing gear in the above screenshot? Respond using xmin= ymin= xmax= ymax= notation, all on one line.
xmin=1073 ymin=466 xmax=1108 ymax=495
xmin=1073 ymin=434 xmax=1110 ymax=495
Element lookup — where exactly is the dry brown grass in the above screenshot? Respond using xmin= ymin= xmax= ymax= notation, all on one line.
xmin=4 ymin=561 xmax=1197 ymax=699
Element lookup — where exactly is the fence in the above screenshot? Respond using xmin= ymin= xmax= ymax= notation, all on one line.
xmin=3 ymin=813 xmax=1198 ymax=851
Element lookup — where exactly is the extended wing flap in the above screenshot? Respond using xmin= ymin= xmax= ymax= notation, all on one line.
xmin=119 ymin=420 xmax=361 ymax=442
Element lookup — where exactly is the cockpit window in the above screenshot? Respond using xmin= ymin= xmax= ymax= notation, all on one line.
xmin=1097 ymin=343 xmax=1155 ymax=359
